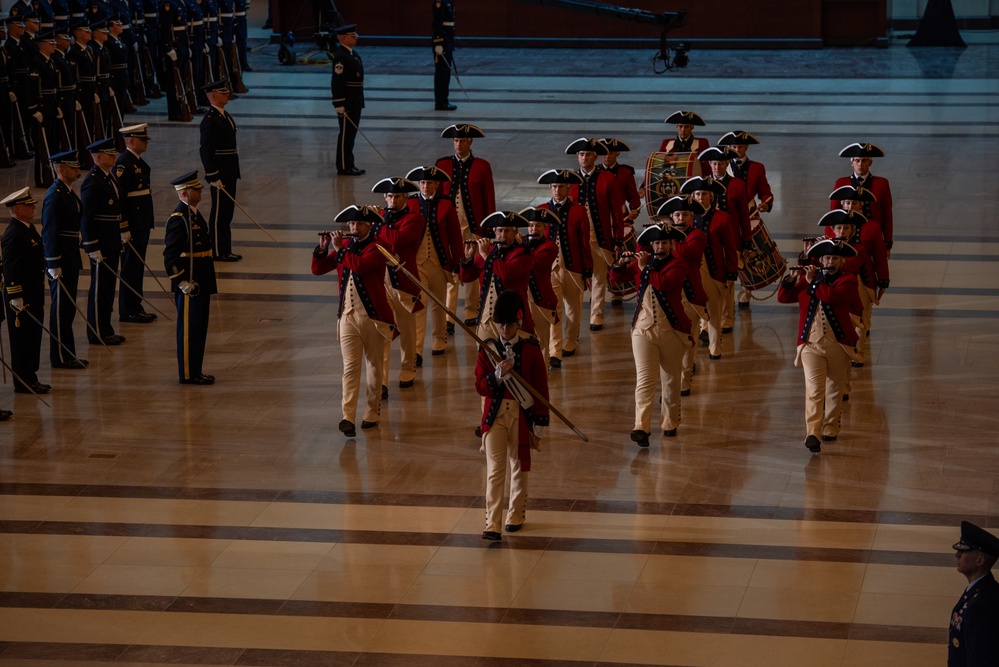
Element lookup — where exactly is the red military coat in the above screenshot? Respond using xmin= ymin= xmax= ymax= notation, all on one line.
xmin=460 ymin=242 xmax=536 ymax=332
xmin=376 ymin=207 xmax=426 ymax=303
xmin=611 ymin=253 xmax=692 ymax=335
xmin=699 ymin=208 xmax=739 ymax=283
xmin=311 ymin=235 xmax=397 ymax=329
xmin=831 ymin=174 xmax=894 ymax=249
xmin=569 ymin=170 xmax=625 ymax=253
xmin=733 ymin=159 xmax=774 ymax=211
xmin=777 ymin=270 xmax=861 ymax=347
xmin=824 ymin=222 xmax=890 ymax=290
xmin=539 ymin=199 xmax=593 ymax=278
xmin=434 ymin=154 xmax=496 ymax=237
xmin=408 ymin=193 xmax=463 ymax=272
xmin=526 ymin=237 xmax=559 ymax=311
xmin=719 ymin=175 xmax=752 ymax=248
xmin=599 ymin=162 xmax=641 ymax=211
xmin=674 ymin=227 xmax=708 ymax=307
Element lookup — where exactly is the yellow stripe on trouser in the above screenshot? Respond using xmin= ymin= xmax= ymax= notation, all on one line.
xmin=182 ymin=294 xmax=191 ymax=379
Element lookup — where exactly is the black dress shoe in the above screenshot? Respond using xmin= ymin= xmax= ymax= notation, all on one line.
xmin=663 ymin=428 xmax=677 ymax=437
xmin=0 ymin=408 xmax=12 ymax=421
xmin=481 ymin=531 xmax=501 ymax=541
xmin=680 ymin=389 xmax=690 ymax=397
xmin=561 ymin=349 xmax=575 ymax=358
xmin=821 ymin=434 xmax=837 ymax=442
xmin=464 ymin=317 xmax=478 ymax=327
xmin=446 ymin=322 xmax=454 ymax=335
xmin=474 ymin=426 xmax=482 ymax=438
xmin=16 ymin=382 xmax=52 ymax=394
xmin=214 ymin=253 xmax=243 ymax=262
xmin=505 ymin=523 xmax=522 ymax=532
xmin=361 ymin=420 xmax=378 ymax=429
xmin=630 ymin=429 xmax=650 ymax=447
xmin=431 ymin=348 xmax=445 ymax=356
xmin=338 ymin=419 xmax=356 ymax=437
xmin=435 ymin=103 xmax=457 ymax=110
xmin=721 ymin=326 xmax=733 ymax=334
xmin=738 ymin=302 xmax=750 ymax=310
xmin=179 ymin=374 xmax=215 ymax=385
xmin=382 ymin=385 xmax=389 ymax=399
xmin=91 ymin=334 xmax=125 ymax=346
xmin=52 ymin=359 xmax=89 ymax=369
xmin=851 ymin=361 xmax=864 ymax=368
xmin=119 ymin=312 xmax=157 ymax=323
xmin=415 ymin=354 xmax=423 ymax=367
xmin=804 ymin=435 xmax=821 ymax=452
xmin=337 ymin=167 xmax=366 ymax=176
xmin=842 ymin=394 xmax=849 ymax=402
xmin=589 ymin=323 xmax=603 ymax=331
xmin=611 ymin=298 xmax=623 ymax=306
xmin=709 ymin=354 xmax=721 ymax=360
xmin=699 ymin=330 xmax=709 ymax=346
xmin=549 ymin=357 xmax=561 ymax=369
xmin=399 ymin=379 xmax=414 ymax=389
xmin=201 ymin=374 xmax=215 ymax=381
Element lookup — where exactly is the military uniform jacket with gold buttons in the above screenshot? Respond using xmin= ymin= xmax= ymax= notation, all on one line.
xmin=115 ymin=149 xmax=154 ymax=232
xmin=80 ymin=165 xmax=126 ymax=256
xmin=311 ymin=235 xmax=395 ymax=329
xmin=1 ymin=217 xmax=46 ymax=305
xmin=777 ymin=270 xmax=861 ymax=348
xmin=330 ymin=43 xmax=363 ymax=108
xmin=41 ymin=178 xmax=83 ymax=271
xmin=199 ymin=105 xmax=240 ymax=182
xmin=948 ymin=572 xmax=999 ymax=667
xmin=163 ymin=201 xmax=217 ymax=294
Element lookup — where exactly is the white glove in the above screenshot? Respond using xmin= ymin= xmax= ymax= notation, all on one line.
xmin=75 ymin=101 xmax=82 ymax=112
xmin=167 ymin=48 xmax=177 ymax=61
xmin=217 ymin=37 xmax=222 ymax=47
xmin=48 ymin=267 xmax=62 ymax=280
xmin=203 ymin=45 xmax=210 ymax=54
xmin=32 ymin=111 xmax=43 ymax=123
xmin=9 ymin=297 xmax=24 ymax=311
xmin=133 ymin=42 xmax=139 ymax=51
xmin=56 ymin=108 xmax=63 ymax=119
xmin=94 ymin=93 xmax=100 ymax=103
xmin=434 ymin=45 xmax=443 ymax=55
xmin=334 ymin=106 xmax=345 ymax=116
xmin=109 ymin=88 xmax=115 ymax=98
xmin=493 ymin=363 xmax=510 ymax=381
xmin=533 ymin=426 xmax=546 ymax=441
xmin=179 ymin=280 xmax=193 ymax=294
xmin=8 ymin=91 xmax=15 ymax=103
xmin=120 ymin=231 xmax=131 ymax=243
xmin=88 ymin=250 xmax=104 ymax=262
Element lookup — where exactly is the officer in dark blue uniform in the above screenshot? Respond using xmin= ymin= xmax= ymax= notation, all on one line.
xmin=431 ymin=0 xmax=455 ymax=111
xmin=163 ymin=170 xmax=217 ymax=384
xmin=26 ymin=28 xmax=60 ymax=186
xmin=158 ymin=0 xmax=190 ymax=122
xmin=198 ymin=78 xmax=240 ymax=260
xmin=114 ymin=123 xmax=156 ymax=322
xmin=41 ymin=150 xmax=89 ymax=368
xmin=52 ymin=28 xmax=77 ymax=151
xmin=331 ymin=24 xmax=363 ymax=176
xmin=950 ymin=521 xmax=999 ymax=667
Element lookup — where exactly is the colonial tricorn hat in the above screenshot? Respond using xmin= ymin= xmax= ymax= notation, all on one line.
xmin=519 ymin=207 xmax=559 ymax=225
xmin=480 ymin=210 xmax=529 ymax=230
xmin=493 ymin=290 xmax=525 ymax=325
xmin=537 ymin=169 xmax=584 ymax=185
xmin=405 ymin=166 xmax=451 ymax=182
xmin=838 ymin=142 xmax=885 ymax=158
xmin=599 ymin=138 xmax=631 ymax=153
xmin=564 ymin=137 xmax=608 ymax=156
xmin=371 ymin=178 xmax=419 ymax=194
xmin=698 ymin=146 xmax=736 ymax=162
xmin=441 ymin=123 xmax=485 ymax=139
xmin=657 ymin=195 xmax=705 ymax=217
xmin=637 ymin=223 xmax=685 ymax=245
xmin=806 ymin=238 xmax=857 ymax=259
xmin=819 ymin=209 xmax=867 ymax=228
xmin=334 ymin=204 xmax=383 ymax=224
xmin=718 ymin=130 xmax=760 ymax=146
xmin=953 ymin=521 xmax=999 ymax=558
xmin=680 ymin=176 xmax=726 ymax=196
xmin=829 ymin=185 xmax=877 ymax=203
xmin=664 ymin=110 xmax=705 ymax=126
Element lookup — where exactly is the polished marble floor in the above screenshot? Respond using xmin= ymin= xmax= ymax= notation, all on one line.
xmin=0 ymin=15 xmax=998 ymax=667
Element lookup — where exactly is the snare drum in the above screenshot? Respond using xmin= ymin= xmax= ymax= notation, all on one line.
xmin=609 ymin=228 xmax=639 ymax=300
xmin=644 ymin=151 xmax=701 ymax=218
xmin=738 ymin=220 xmax=787 ymax=290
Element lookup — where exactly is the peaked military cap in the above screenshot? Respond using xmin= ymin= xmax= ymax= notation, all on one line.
xmin=818 ymin=209 xmax=867 ymax=228
xmin=664 ymin=110 xmax=705 ymax=126
xmin=201 ymin=79 xmax=232 ymax=95
xmin=334 ymin=24 xmax=358 ymax=35
xmin=334 ymin=204 xmax=383 ymax=224
xmin=33 ymin=28 xmax=56 ymax=43
xmin=657 ymin=195 xmax=705 ymax=217
xmin=806 ymin=238 xmax=857 ymax=259
xmin=1 ymin=187 xmax=37 ymax=207
xmin=838 ymin=142 xmax=885 ymax=158
xmin=493 ymin=290 xmax=525 ymax=325
xmin=441 ymin=123 xmax=484 ymax=139
xmin=564 ymin=137 xmax=608 ymax=155
xmin=371 ymin=178 xmax=418 ymax=194
xmin=405 ymin=166 xmax=451 ymax=182
xmin=637 ymin=223 xmax=685 ymax=245
xmin=718 ymin=130 xmax=760 ymax=146
xmin=171 ymin=171 xmax=203 ymax=190
xmin=86 ymin=137 xmax=118 ymax=154
xmin=680 ymin=176 xmax=726 ymax=196
xmin=69 ymin=18 xmax=90 ymax=31
xmin=119 ymin=123 xmax=150 ymax=140
xmin=108 ymin=14 xmax=124 ymax=25
xmin=537 ymin=169 xmax=583 ymax=185
xmin=828 ymin=185 xmax=877 ymax=203
xmin=698 ymin=146 xmax=736 ymax=162
xmin=599 ymin=138 xmax=631 ymax=152
xmin=89 ymin=18 xmax=107 ymax=31
xmin=519 ymin=206 xmax=559 ymax=225
xmin=49 ymin=150 xmax=80 ymax=167
xmin=481 ymin=210 xmax=529 ymax=230
xmin=953 ymin=521 xmax=999 ymax=558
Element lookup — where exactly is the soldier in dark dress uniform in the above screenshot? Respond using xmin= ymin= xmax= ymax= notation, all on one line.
xmin=66 ymin=20 xmax=97 ymax=151
xmin=80 ymin=136 xmax=127 ymax=345
xmin=114 ymin=123 xmax=156 ymax=322
xmin=41 ymin=149 xmax=89 ymax=368
xmin=163 ymin=170 xmax=217 ymax=384
xmin=0 ymin=22 xmax=20 ymax=166
xmin=52 ymin=28 xmax=77 ymax=151
xmin=949 ymin=521 xmax=999 ymax=667
xmin=88 ymin=18 xmax=112 ymax=137
xmin=158 ymin=0 xmax=190 ymax=122
xmin=5 ymin=16 xmax=36 ymax=158
xmin=26 ymin=28 xmax=60 ymax=186
xmin=330 ymin=23 xmax=363 ymax=175
xmin=105 ymin=17 xmax=133 ymax=115
xmin=1 ymin=187 xmax=51 ymax=395
xmin=431 ymin=0 xmax=455 ymax=110
xmin=198 ymin=78 xmax=240 ymax=260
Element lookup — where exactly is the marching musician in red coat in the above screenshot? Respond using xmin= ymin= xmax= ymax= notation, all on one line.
xmin=460 ymin=210 xmax=535 ymax=338
xmin=312 ymin=205 xmax=396 ymax=438
xmin=681 ymin=176 xmax=737 ymax=360
xmin=566 ymin=137 xmax=625 ymax=332
xmin=435 ymin=123 xmax=496 ymax=324
xmin=660 ymin=110 xmax=709 ymax=174
xmin=475 ymin=290 xmax=549 ymax=541
xmin=520 ymin=207 xmax=559 ymax=366
xmin=719 ymin=130 xmax=775 ymax=312
xmin=777 ymin=238 xmax=861 ymax=454
xmin=831 ymin=142 xmax=894 ymax=251
xmin=703 ymin=146 xmax=751 ymax=333
xmin=372 ymin=178 xmax=426 ymax=391
xmin=611 ymin=223 xmax=692 ymax=448
xmin=406 ymin=165 xmax=463 ymax=358
xmin=599 ymin=137 xmax=641 ymax=230
xmin=538 ymin=169 xmax=592 ymax=367
xmin=659 ymin=195 xmax=708 ymax=396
